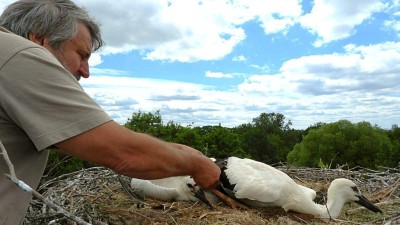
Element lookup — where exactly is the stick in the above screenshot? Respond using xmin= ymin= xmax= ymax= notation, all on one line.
xmin=4 ymin=174 xmax=91 ymax=225
xmin=0 ymin=140 xmax=100 ymax=225
xmin=0 ymin=140 xmax=15 ymax=177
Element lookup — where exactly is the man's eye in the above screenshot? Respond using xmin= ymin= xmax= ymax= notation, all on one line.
xmin=80 ymin=54 xmax=87 ymax=60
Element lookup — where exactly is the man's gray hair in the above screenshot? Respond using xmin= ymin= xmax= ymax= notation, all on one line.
xmin=0 ymin=0 xmax=104 ymax=51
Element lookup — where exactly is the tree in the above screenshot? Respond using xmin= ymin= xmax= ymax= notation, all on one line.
xmin=201 ymin=125 xmax=249 ymax=159
xmin=279 ymin=128 xmax=303 ymax=162
xmin=387 ymin=127 xmax=400 ymax=168
xmin=287 ymin=120 xmax=393 ymax=169
xmin=157 ymin=121 xmax=184 ymax=142
xmin=173 ymin=125 xmax=204 ymax=152
xmin=234 ymin=113 xmax=293 ymax=164
xmin=124 ymin=110 xmax=163 ymax=136
xmin=304 ymin=122 xmax=327 ymax=136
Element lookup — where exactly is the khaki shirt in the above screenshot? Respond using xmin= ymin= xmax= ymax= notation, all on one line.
xmin=0 ymin=27 xmax=112 ymax=225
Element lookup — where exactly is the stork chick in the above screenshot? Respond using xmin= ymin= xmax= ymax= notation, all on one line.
xmin=130 ymin=176 xmax=218 ymax=208
xmin=217 ymin=157 xmax=382 ymax=219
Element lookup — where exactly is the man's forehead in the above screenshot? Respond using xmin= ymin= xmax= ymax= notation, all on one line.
xmin=75 ymin=22 xmax=93 ymax=53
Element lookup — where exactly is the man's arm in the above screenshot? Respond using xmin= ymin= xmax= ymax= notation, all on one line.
xmin=55 ymin=121 xmax=220 ymax=189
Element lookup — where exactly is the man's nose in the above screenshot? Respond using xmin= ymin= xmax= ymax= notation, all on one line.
xmin=79 ymin=61 xmax=90 ymax=78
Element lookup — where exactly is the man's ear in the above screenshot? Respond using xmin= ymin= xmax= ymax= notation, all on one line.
xmin=28 ymin=33 xmax=45 ymax=46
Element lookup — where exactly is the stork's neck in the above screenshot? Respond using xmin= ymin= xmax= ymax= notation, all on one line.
xmin=288 ymin=195 xmax=346 ymax=219
xmin=312 ymin=194 xmax=346 ymax=219
xmin=324 ymin=195 xmax=347 ymax=219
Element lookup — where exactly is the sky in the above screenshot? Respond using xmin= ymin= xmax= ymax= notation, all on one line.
xmin=1 ymin=0 xmax=400 ymax=130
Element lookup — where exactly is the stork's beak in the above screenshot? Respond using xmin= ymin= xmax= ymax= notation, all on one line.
xmin=187 ymin=183 xmax=214 ymax=209
xmin=355 ymin=195 xmax=382 ymax=213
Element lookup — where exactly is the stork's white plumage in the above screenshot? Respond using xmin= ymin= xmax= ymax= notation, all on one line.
xmin=130 ymin=176 xmax=219 ymax=207
xmin=218 ymin=157 xmax=382 ymax=219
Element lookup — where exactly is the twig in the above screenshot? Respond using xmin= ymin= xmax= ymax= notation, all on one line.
xmin=331 ymin=218 xmax=364 ymax=225
xmin=0 ymin=140 xmax=97 ymax=225
xmin=197 ymin=211 xmax=222 ymax=220
xmin=129 ymin=210 xmax=154 ymax=223
xmin=328 ymin=152 xmax=339 ymax=169
xmin=163 ymin=202 xmax=178 ymax=214
xmin=105 ymin=208 xmax=154 ymax=223
xmin=0 ymin=140 xmax=16 ymax=177
xmin=366 ymin=212 xmax=400 ymax=225
xmin=39 ymin=167 xmax=108 ymax=191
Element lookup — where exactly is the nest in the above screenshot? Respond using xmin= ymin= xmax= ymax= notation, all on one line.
xmin=24 ymin=165 xmax=400 ymax=225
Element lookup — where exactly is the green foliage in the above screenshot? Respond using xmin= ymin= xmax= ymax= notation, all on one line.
xmin=318 ymin=158 xmax=329 ymax=169
xmin=234 ymin=113 xmax=298 ymax=164
xmin=388 ymin=127 xmax=400 ymax=140
xmin=387 ymin=128 xmax=400 ymax=168
xmin=287 ymin=120 xmax=393 ymax=169
xmin=47 ymin=110 xmax=398 ymax=178
xmin=201 ymin=125 xmax=250 ymax=159
xmin=304 ymin=122 xmax=326 ymax=136
xmin=278 ymin=128 xmax=303 ymax=162
xmin=173 ymin=126 xmax=204 ymax=151
xmin=124 ymin=110 xmax=163 ymax=136
xmin=44 ymin=151 xmax=94 ymax=180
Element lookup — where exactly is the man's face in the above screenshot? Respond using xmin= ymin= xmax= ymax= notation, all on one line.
xmin=47 ymin=22 xmax=93 ymax=81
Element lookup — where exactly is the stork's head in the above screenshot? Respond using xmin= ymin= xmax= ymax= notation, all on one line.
xmin=185 ymin=176 xmax=214 ymax=209
xmin=328 ymin=178 xmax=382 ymax=213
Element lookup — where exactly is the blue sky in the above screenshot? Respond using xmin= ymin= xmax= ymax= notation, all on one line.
xmin=1 ymin=0 xmax=400 ymax=129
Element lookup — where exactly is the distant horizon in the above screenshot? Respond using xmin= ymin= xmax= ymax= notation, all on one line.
xmin=117 ymin=109 xmax=399 ymax=131
xmin=2 ymin=0 xmax=399 ymax=130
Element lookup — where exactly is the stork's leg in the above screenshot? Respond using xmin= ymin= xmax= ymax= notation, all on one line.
xmin=118 ymin=175 xmax=143 ymax=199
xmin=209 ymin=188 xmax=248 ymax=209
xmin=117 ymin=175 xmax=147 ymax=207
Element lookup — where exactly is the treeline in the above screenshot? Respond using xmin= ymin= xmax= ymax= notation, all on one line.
xmin=45 ymin=111 xmax=400 ymax=179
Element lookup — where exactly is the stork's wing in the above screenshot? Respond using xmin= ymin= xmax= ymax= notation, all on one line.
xmin=299 ymin=184 xmax=317 ymax=200
xmin=130 ymin=178 xmax=181 ymax=201
xmin=223 ymin=157 xmax=297 ymax=204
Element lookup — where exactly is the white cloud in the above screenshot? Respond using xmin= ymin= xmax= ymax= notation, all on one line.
xmin=81 ymin=43 xmax=400 ymax=129
xmin=82 ymin=40 xmax=400 ymax=129
xmin=2 ymin=0 xmax=393 ymax=60
xmin=236 ymin=41 xmax=400 ymax=128
xmin=254 ymin=0 xmax=302 ymax=34
xmin=88 ymin=53 xmax=103 ymax=67
xmin=384 ymin=19 xmax=400 ymax=36
xmin=250 ymin=64 xmax=271 ymax=73
xmin=80 ymin=73 xmax=249 ymax=125
xmin=245 ymin=41 xmax=400 ymax=97
xmin=2 ymin=0 xmax=399 ymax=129
xmin=232 ymin=55 xmax=247 ymax=62
xmin=71 ymin=0 xmax=306 ymax=62
xmin=300 ymin=0 xmax=385 ymax=47
xmin=205 ymin=71 xmax=233 ymax=79
xmin=75 ymin=0 xmax=250 ymax=62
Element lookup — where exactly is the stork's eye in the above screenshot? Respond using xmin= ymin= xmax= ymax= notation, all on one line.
xmin=351 ymin=186 xmax=359 ymax=192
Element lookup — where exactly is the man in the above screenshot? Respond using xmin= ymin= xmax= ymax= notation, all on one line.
xmin=0 ymin=0 xmax=220 ymax=224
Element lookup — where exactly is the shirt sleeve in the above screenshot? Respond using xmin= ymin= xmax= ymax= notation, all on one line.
xmin=0 ymin=46 xmax=112 ymax=150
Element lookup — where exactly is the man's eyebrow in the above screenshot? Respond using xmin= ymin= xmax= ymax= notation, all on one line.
xmin=80 ymin=49 xmax=91 ymax=58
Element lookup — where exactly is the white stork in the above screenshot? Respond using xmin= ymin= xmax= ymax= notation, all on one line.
xmin=130 ymin=176 xmax=220 ymax=208
xmin=216 ymin=157 xmax=382 ymax=219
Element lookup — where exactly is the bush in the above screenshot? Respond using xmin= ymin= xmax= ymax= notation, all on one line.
xmin=287 ymin=120 xmax=393 ymax=169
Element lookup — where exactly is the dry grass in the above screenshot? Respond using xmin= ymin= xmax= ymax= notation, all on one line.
xmin=25 ymin=165 xmax=400 ymax=225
